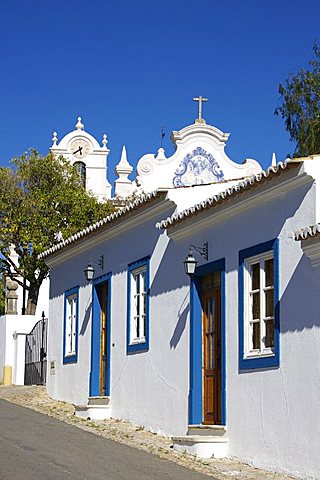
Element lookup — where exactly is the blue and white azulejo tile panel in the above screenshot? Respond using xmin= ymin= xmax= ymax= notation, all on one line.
xmin=173 ymin=147 xmax=224 ymax=187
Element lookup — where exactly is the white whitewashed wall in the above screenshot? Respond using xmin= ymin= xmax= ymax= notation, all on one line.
xmin=47 ymin=173 xmax=320 ymax=479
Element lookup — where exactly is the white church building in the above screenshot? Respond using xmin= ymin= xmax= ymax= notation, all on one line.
xmin=2 ymin=100 xmax=320 ymax=479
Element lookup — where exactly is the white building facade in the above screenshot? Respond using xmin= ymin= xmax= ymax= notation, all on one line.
xmin=41 ymin=114 xmax=320 ymax=479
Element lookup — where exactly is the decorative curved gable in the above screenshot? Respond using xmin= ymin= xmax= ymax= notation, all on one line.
xmin=136 ymin=121 xmax=262 ymax=193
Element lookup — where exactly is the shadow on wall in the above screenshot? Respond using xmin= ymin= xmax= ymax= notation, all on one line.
xmin=170 ymin=293 xmax=190 ymax=349
xmin=280 ymin=253 xmax=320 ymax=333
xmin=80 ymin=299 xmax=92 ymax=336
xmin=150 ymin=240 xmax=187 ymax=297
xmin=49 ymin=205 xmax=178 ymax=302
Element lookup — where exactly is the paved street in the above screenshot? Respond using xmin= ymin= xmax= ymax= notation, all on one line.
xmin=0 ymin=399 xmax=211 ymax=480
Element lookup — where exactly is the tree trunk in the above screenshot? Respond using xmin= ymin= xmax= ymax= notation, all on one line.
xmin=26 ymin=281 xmax=40 ymax=315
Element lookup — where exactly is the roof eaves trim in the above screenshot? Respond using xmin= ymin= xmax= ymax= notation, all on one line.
xmin=157 ymin=161 xmax=299 ymax=231
xmin=39 ymin=190 xmax=167 ymax=260
xmin=293 ymin=224 xmax=320 ymax=241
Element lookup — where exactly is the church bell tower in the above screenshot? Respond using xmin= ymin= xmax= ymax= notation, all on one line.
xmin=50 ymin=117 xmax=112 ymax=201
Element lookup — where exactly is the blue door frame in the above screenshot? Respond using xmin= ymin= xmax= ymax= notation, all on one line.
xmin=188 ymin=258 xmax=226 ymax=425
xmin=90 ymin=272 xmax=112 ymax=397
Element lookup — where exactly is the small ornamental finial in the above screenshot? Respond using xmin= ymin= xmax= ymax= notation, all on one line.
xmin=102 ymin=133 xmax=108 ymax=148
xmin=193 ymin=96 xmax=208 ymax=124
xmin=156 ymin=147 xmax=166 ymax=161
xmin=52 ymin=131 xmax=58 ymax=147
xmin=76 ymin=116 xmax=84 ymax=130
xmin=271 ymin=152 xmax=277 ymax=167
xmin=116 ymin=146 xmax=132 ymax=171
xmin=115 ymin=146 xmax=133 ymax=198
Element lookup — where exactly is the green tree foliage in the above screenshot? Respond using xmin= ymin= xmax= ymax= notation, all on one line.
xmin=275 ymin=43 xmax=320 ymax=157
xmin=0 ymin=150 xmax=114 ymax=315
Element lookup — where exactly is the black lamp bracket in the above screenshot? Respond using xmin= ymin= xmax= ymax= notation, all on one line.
xmin=188 ymin=242 xmax=208 ymax=261
xmin=97 ymin=255 xmax=104 ymax=270
xmin=90 ymin=255 xmax=104 ymax=270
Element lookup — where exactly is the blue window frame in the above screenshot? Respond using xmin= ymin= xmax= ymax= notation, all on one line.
xmin=63 ymin=286 xmax=79 ymax=364
xmin=239 ymin=239 xmax=280 ymax=370
xmin=127 ymin=256 xmax=150 ymax=354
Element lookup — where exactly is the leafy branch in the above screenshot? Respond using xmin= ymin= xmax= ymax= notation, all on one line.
xmin=275 ymin=43 xmax=320 ymax=157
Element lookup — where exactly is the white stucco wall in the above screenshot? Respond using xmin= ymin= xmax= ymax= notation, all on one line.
xmin=46 ymin=170 xmax=320 ymax=478
xmin=47 ymin=204 xmax=190 ymax=436
xmin=47 ymin=268 xmax=93 ymax=405
xmin=0 ymin=314 xmax=40 ymax=385
xmin=181 ymin=178 xmax=319 ymax=479
xmin=107 ymin=226 xmax=190 ymax=435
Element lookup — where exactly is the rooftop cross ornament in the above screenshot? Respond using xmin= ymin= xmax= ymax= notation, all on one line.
xmin=193 ymin=96 xmax=208 ymax=124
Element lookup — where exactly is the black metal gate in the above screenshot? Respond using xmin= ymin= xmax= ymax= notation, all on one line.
xmin=24 ymin=313 xmax=48 ymax=385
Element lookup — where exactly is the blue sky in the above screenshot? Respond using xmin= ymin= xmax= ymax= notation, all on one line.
xmin=0 ymin=0 xmax=319 ymax=187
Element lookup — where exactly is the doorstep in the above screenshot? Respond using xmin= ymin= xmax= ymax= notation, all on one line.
xmin=75 ymin=396 xmax=111 ymax=420
xmin=172 ymin=424 xmax=228 ymax=459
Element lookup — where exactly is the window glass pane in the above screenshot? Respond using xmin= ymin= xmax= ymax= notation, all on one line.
xmin=252 ymin=322 xmax=260 ymax=350
xmin=252 ymin=292 xmax=260 ymax=319
xmin=265 ymin=258 xmax=274 ymax=287
xmin=74 ymin=162 xmax=86 ymax=188
xmin=132 ymin=274 xmax=138 ymax=296
xmin=265 ymin=289 xmax=274 ymax=317
xmin=72 ymin=297 xmax=76 ymax=317
xmin=206 ymin=301 xmax=211 ymax=331
xmin=265 ymin=320 xmax=274 ymax=348
xmin=251 ymin=263 xmax=260 ymax=290
xmin=206 ymin=333 xmax=212 ymax=369
xmin=212 ymin=271 xmax=221 ymax=289
xmin=211 ymin=298 xmax=215 ymax=368
xmin=141 ymin=314 xmax=146 ymax=338
xmin=204 ymin=298 xmax=214 ymax=369
xmin=142 ymin=292 xmax=146 ymax=316
xmin=136 ymin=273 xmax=140 ymax=294
xmin=140 ymin=270 xmax=146 ymax=292
xmin=71 ymin=315 xmax=75 ymax=352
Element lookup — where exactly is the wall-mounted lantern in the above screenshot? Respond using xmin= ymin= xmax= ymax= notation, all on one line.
xmin=183 ymin=242 xmax=208 ymax=276
xmin=184 ymin=253 xmax=197 ymax=276
xmin=84 ymin=255 xmax=104 ymax=282
xmin=84 ymin=264 xmax=95 ymax=281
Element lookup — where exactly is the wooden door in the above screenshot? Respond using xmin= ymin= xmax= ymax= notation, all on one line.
xmin=202 ymin=272 xmax=221 ymax=424
xmin=98 ymin=283 xmax=108 ymax=396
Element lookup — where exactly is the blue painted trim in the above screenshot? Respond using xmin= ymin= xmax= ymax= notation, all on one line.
xmin=63 ymin=286 xmax=79 ymax=365
xmin=90 ymin=272 xmax=112 ymax=397
xmin=127 ymin=256 xmax=150 ymax=354
xmin=238 ymin=238 xmax=280 ymax=370
xmin=188 ymin=274 xmax=202 ymax=424
xmin=220 ymin=266 xmax=226 ymax=425
xmin=93 ymin=272 xmax=112 ymax=286
xmin=189 ymin=258 xmax=226 ymax=425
